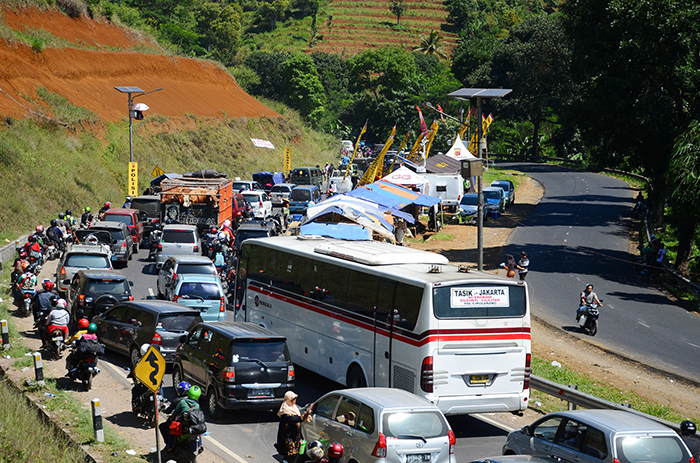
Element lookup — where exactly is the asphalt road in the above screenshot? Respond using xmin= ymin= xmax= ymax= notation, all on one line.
xmin=500 ymin=163 xmax=700 ymax=380
xmin=114 ymin=244 xmax=510 ymax=462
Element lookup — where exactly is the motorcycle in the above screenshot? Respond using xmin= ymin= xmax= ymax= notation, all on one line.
xmin=46 ymin=241 xmax=61 ymax=261
xmin=67 ymin=342 xmax=104 ymax=391
xmin=132 ymin=381 xmax=169 ymax=423
xmin=148 ymin=229 xmax=162 ymax=261
xmin=19 ymin=288 xmax=36 ymax=317
xmin=578 ymin=302 xmax=601 ymax=336
xmin=163 ymin=434 xmax=204 ymax=463
xmin=47 ymin=327 xmax=67 ymax=360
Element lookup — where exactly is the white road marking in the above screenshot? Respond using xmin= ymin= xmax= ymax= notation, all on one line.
xmin=688 ymin=342 xmax=700 ymax=349
xmin=148 ymin=288 xmax=154 ymax=297
xmin=204 ymin=435 xmax=249 ymax=463
xmin=638 ymin=321 xmax=650 ymax=328
xmin=473 ymin=413 xmax=517 ymax=432
xmin=101 ymin=359 xmax=129 ymax=380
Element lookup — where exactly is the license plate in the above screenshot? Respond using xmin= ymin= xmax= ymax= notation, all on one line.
xmin=406 ymin=454 xmax=430 ymax=463
xmin=248 ymin=388 xmax=272 ymax=397
xmin=470 ymin=374 xmax=490 ymax=384
xmin=52 ymin=336 xmax=64 ymax=342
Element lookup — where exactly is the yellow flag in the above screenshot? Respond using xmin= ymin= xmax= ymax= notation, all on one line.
xmin=359 ymin=126 xmax=396 ymax=186
xmin=406 ymin=133 xmax=425 ymax=162
xmin=469 ymin=114 xmax=494 ymax=153
xmin=388 ymin=132 xmax=411 ymax=172
xmin=420 ymin=119 xmax=440 ymax=162
xmin=344 ymin=120 xmax=369 ymax=184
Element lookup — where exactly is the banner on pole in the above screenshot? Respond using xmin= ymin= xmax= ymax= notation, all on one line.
xmin=128 ymin=162 xmax=138 ymax=197
xmin=283 ymin=147 xmax=292 ymax=173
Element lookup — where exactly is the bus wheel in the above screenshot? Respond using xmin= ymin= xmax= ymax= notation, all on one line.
xmin=347 ymin=365 xmax=367 ymax=388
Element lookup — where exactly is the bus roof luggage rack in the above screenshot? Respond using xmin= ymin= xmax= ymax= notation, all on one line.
xmin=313 ymin=240 xmax=449 ymax=266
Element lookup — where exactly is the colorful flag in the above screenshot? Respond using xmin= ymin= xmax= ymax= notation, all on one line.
xmin=359 ymin=125 xmax=397 ymax=186
xmin=437 ymin=104 xmax=446 ymax=125
xmin=422 ymin=119 xmax=440 ymax=161
xmin=417 ymin=106 xmax=429 ymax=135
xmin=344 ymin=119 xmax=369 ymax=184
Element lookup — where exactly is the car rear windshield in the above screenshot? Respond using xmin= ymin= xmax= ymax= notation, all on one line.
xmin=382 ymin=411 xmax=449 ymax=440
xmin=615 ymin=435 xmax=687 ymax=463
xmin=433 ymin=283 xmax=527 ymax=319
xmin=235 ymin=230 xmax=270 ymax=242
xmin=233 ymin=182 xmax=248 ymax=190
xmin=460 ymin=195 xmax=478 ymax=206
xmin=178 ymin=282 xmax=221 ymax=300
xmin=98 ymin=229 xmax=125 ymax=241
xmin=85 ymin=279 xmax=129 ymax=295
xmin=177 ymin=263 xmax=216 ymax=275
xmin=271 ymin=185 xmax=289 ymax=193
xmin=242 ymin=194 xmax=260 ymax=204
xmin=157 ymin=313 xmax=200 ymax=332
xmin=130 ymin=199 xmax=159 ymax=216
xmin=483 ymin=190 xmax=501 ymax=200
xmin=103 ymin=213 xmax=133 ymax=225
xmin=290 ymin=189 xmax=311 ymax=201
xmin=65 ymin=254 xmax=111 ymax=268
xmin=162 ymin=230 xmax=196 ymax=243
xmin=232 ymin=340 xmax=289 ymax=363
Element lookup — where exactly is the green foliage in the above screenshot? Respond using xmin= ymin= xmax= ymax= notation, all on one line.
xmin=195 ymin=2 xmax=243 ymax=65
xmin=388 ymin=0 xmax=409 ymax=26
xmin=35 ymin=87 xmax=99 ymax=125
xmin=280 ymin=53 xmax=327 ymax=123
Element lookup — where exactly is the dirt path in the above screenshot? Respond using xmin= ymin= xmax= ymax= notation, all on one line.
xmin=410 ymin=173 xmax=700 ymax=427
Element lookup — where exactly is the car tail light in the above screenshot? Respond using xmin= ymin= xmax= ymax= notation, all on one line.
xmin=287 ymin=364 xmax=295 ymax=382
xmin=371 ymin=432 xmax=387 ymax=458
xmin=151 ymin=332 xmax=162 ymax=346
xmin=448 ymin=429 xmax=456 ymax=454
xmin=224 ymin=366 xmax=235 ymax=382
xmin=523 ymin=353 xmax=531 ymax=390
xmin=60 ymin=266 xmax=66 ymax=278
xmin=614 ymin=459 xmax=620 ymax=463
xmin=78 ymin=294 xmax=85 ymax=306
xmin=259 ymin=201 xmax=263 ymax=208
xmin=193 ymin=245 xmax=199 ymax=252
xmin=220 ymin=296 xmax=225 ymax=313
xmin=121 ymin=240 xmax=126 ymax=248
xmin=690 ymin=458 xmax=696 ymax=463
xmin=158 ymin=243 xmax=162 ymax=251
xmin=128 ymin=295 xmax=134 ymax=301
xmin=173 ymin=295 xmax=179 ymax=302
xmin=421 ymin=356 xmax=433 ymax=393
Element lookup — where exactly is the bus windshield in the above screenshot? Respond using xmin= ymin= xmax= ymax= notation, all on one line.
xmin=433 ymin=283 xmax=527 ymax=318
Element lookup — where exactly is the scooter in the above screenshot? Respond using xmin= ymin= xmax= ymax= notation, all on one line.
xmin=47 ymin=327 xmax=67 ymax=360
xmin=131 ymin=380 xmax=169 ymax=423
xmin=67 ymin=342 xmax=104 ymax=391
xmin=163 ymin=434 xmax=204 ymax=463
xmin=148 ymin=229 xmax=162 ymax=262
xmin=19 ymin=288 xmax=36 ymax=317
xmin=578 ymin=302 xmax=601 ymax=336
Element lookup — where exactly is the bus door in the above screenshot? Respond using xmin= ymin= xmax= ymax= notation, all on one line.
xmin=372 ymin=279 xmax=396 ymax=388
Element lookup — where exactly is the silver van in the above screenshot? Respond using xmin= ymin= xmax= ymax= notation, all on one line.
xmin=155 ymin=224 xmax=202 ymax=266
xmin=302 ymin=388 xmax=456 ymax=463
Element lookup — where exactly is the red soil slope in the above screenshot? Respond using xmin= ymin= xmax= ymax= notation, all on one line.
xmin=0 ymin=7 xmax=278 ymax=121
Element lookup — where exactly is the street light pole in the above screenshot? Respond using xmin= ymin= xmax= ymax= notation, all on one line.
xmin=114 ymin=86 xmax=163 ymax=163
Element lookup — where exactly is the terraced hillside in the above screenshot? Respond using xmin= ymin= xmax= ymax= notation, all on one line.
xmin=313 ymin=0 xmax=458 ymax=54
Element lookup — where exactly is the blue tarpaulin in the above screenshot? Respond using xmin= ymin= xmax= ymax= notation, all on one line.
xmin=369 ymin=180 xmax=442 ymax=207
xmin=300 ymin=222 xmax=372 ymax=240
xmin=253 ymin=171 xmax=284 ymax=186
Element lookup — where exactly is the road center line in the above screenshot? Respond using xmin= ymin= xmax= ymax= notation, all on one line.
xmin=638 ymin=321 xmax=650 ymax=328
xmin=688 ymin=342 xmax=700 ymax=349
xmin=204 ymin=435 xmax=249 ymax=463
xmin=148 ymin=287 xmax=154 ymax=297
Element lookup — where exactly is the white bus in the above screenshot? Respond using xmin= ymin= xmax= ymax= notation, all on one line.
xmin=234 ymin=236 xmax=531 ymax=415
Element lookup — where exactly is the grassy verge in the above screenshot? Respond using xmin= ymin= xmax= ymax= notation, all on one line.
xmin=531 ymin=356 xmax=700 ymax=424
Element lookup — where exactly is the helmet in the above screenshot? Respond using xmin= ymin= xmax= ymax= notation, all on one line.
xmin=55 ymin=298 xmax=67 ymax=309
xmin=42 ymin=279 xmax=55 ymax=291
xmin=306 ymin=445 xmax=324 ymax=461
xmin=85 ymin=206 xmax=91 ymax=213
xmin=126 ymin=195 xmax=133 ymax=201
xmin=78 ymin=318 xmax=90 ymax=329
xmin=175 ymin=381 xmax=191 ymax=397
xmin=36 ymin=225 xmax=44 ymax=233
xmin=187 ymin=385 xmax=201 ymax=401
xmin=59 ymin=212 xmax=65 ymax=219
xmin=29 ymin=235 xmax=36 ymax=243
xmin=218 ymin=232 xmax=227 ymax=241
xmin=50 ymin=219 xmax=58 ymax=227
xmin=307 ymin=441 xmax=323 ymax=451
xmin=19 ymin=250 xmax=27 ymax=258
xmin=327 ymin=442 xmax=343 ymax=459
xmin=66 ymin=209 xmax=72 ymax=215
xmin=140 ymin=343 xmax=150 ymax=356
xmin=87 ymin=323 xmax=97 ymax=334
xmin=104 ymin=202 xmax=111 ymax=207
xmin=21 ymin=261 xmax=29 ymax=272
xmin=681 ymin=420 xmax=697 ymax=436
xmin=223 ymin=219 xmax=231 ymax=228
xmin=210 ymin=227 xmax=218 ymax=234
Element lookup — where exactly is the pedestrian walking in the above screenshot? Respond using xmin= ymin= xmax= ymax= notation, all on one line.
xmin=517 ymin=251 xmax=529 ymax=280
xmin=275 ymin=391 xmax=310 ymax=463
xmin=500 ymin=254 xmax=516 ymax=278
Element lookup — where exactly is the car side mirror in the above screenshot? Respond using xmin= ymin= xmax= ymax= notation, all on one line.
xmin=113 ymin=240 xmax=118 ymax=244
xmin=156 ymin=263 xmax=163 ymax=270
xmin=140 ymin=211 xmax=147 ymax=221
xmin=131 ymin=228 xmax=138 ymax=236
xmin=521 ymin=425 xmax=529 ymax=435
xmin=179 ymin=334 xmax=187 ymax=343
xmin=129 ymin=281 xmax=134 ymax=287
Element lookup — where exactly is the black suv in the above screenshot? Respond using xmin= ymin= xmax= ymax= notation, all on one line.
xmin=130 ymin=195 xmax=161 ymax=239
xmin=172 ymin=322 xmax=294 ymax=417
xmin=67 ymin=270 xmax=134 ymax=330
xmin=92 ymin=300 xmax=202 ymax=366
xmin=232 ymin=221 xmax=277 ymax=254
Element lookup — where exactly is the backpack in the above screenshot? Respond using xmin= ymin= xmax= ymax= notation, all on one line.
xmin=182 ymin=407 xmax=207 ymax=435
xmin=77 ymin=338 xmax=105 ymax=357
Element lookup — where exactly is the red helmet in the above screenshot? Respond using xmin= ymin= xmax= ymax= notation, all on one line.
xmin=36 ymin=225 xmax=44 ymax=233
xmin=105 ymin=202 xmax=111 ymax=207
xmin=211 ymin=227 xmax=218 ymax=234
xmin=19 ymin=250 xmax=27 ymax=258
xmin=327 ymin=442 xmax=343 ymax=458
xmin=42 ymin=279 xmax=55 ymax=291
xmin=78 ymin=318 xmax=90 ymax=329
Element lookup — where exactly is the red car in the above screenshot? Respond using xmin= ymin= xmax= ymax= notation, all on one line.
xmin=102 ymin=208 xmax=145 ymax=251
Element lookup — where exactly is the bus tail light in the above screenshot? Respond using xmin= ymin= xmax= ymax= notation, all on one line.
xmin=421 ymin=356 xmax=433 ymax=393
xmin=371 ymin=432 xmax=387 ymax=458
xmin=151 ymin=332 xmax=162 ymax=346
xmin=523 ymin=353 xmax=531 ymax=390
xmin=448 ymin=429 xmax=456 ymax=454
xmin=287 ymin=364 xmax=295 ymax=382
xmin=224 ymin=367 xmax=235 ymax=382
xmin=219 ymin=296 xmax=226 ymax=313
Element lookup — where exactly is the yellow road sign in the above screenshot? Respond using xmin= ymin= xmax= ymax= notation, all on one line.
xmin=128 ymin=162 xmax=138 ymax=197
xmin=151 ymin=166 xmax=165 ymax=178
xmin=283 ymin=147 xmax=292 ymax=173
xmin=133 ymin=345 xmax=166 ymax=393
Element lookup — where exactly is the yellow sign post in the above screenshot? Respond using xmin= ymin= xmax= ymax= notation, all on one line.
xmin=128 ymin=162 xmax=138 ymax=197
xmin=151 ymin=166 xmax=164 ymax=178
xmin=133 ymin=345 xmax=166 ymax=393
xmin=283 ymin=147 xmax=292 ymax=173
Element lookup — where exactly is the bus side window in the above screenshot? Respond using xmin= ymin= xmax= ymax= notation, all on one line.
xmin=297 ymin=260 xmax=323 ymax=298
xmin=393 ymin=284 xmax=423 ymax=331
xmin=346 ymin=271 xmax=378 ymax=318
xmin=375 ymin=279 xmax=397 ymax=325
xmin=321 ymin=263 xmax=349 ymax=309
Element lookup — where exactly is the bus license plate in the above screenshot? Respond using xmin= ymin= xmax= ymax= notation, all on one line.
xmin=406 ymin=454 xmax=430 ymax=463
xmin=248 ymin=388 xmax=272 ymax=397
xmin=470 ymin=374 xmax=490 ymax=384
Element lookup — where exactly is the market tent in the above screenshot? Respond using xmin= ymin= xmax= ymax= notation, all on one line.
xmin=368 ymin=180 xmax=442 ymax=207
xmin=444 ymin=135 xmax=476 ymax=161
xmin=425 ymin=153 xmax=462 ymax=174
xmin=306 ymin=202 xmax=395 ymax=242
xmin=381 ymin=166 xmax=430 ymax=194
xmin=310 ymin=193 xmax=415 ymax=223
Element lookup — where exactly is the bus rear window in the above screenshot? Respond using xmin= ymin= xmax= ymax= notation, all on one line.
xmin=433 ymin=284 xmax=526 ymax=318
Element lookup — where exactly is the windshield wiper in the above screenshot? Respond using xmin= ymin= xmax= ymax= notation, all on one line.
xmin=395 ymin=435 xmax=427 ymax=443
xmin=242 ymin=358 xmax=269 ymax=369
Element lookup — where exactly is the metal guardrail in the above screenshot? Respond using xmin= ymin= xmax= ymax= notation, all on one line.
xmin=531 ymin=375 xmax=681 ymax=432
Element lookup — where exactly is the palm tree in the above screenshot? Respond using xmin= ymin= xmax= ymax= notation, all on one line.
xmin=414 ymin=30 xmax=447 ymax=59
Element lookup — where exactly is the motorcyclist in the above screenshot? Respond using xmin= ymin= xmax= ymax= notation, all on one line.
xmin=326 ymin=442 xmax=343 ymax=463
xmin=80 ymin=206 xmax=94 ymax=228
xmin=24 ymin=235 xmax=45 ymax=264
xmin=65 ymin=322 xmax=100 ymax=373
xmin=12 ymin=250 xmax=29 ymax=283
xmin=33 ymin=279 xmax=58 ymax=320
xmin=66 ymin=318 xmax=90 ymax=344
xmin=14 ymin=265 xmax=37 ymax=306
xmin=163 ymin=381 xmax=191 ymax=414
xmin=45 ymin=298 xmax=70 ymax=343
xmin=221 ymin=219 xmax=234 ymax=243
xmin=299 ymin=440 xmax=325 ymax=463
xmin=46 ymin=219 xmax=65 ymax=251
xmin=204 ymin=227 xmax=219 ymax=257
xmin=98 ymin=202 xmax=111 ymax=220
xmin=123 ymin=195 xmax=133 ymax=208
xmin=680 ymin=421 xmax=700 ymax=460
xmin=57 ymin=212 xmax=70 ymax=231
xmin=31 ymin=225 xmax=49 ymax=249
xmin=577 ymin=284 xmax=602 ymax=321
xmin=159 ymin=385 xmax=202 ymax=452
xmin=64 ymin=209 xmax=76 ymax=229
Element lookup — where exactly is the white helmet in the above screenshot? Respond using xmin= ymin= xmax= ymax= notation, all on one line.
xmin=55 ymin=298 xmax=67 ymax=309
xmin=140 ymin=343 xmax=150 ymax=356
xmin=218 ymin=232 xmax=227 ymax=241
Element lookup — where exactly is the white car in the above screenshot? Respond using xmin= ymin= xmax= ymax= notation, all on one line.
xmin=270 ymin=183 xmax=296 ymax=206
xmin=328 ymin=171 xmax=353 ymax=194
xmin=241 ymin=190 xmax=273 ymax=218
xmin=341 ymin=140 xmax=354 ymax=154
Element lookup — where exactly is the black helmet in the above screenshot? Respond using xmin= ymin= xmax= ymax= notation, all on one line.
xmin=681 ymin=420 xmax=696 ymax=436
xmin=65 ymin=209 xmax=72 ymax=216
xmin=50 ymin=219 xmax=58 ymax=227
xmin=58 ymin=212 xmax=65 ymax=219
